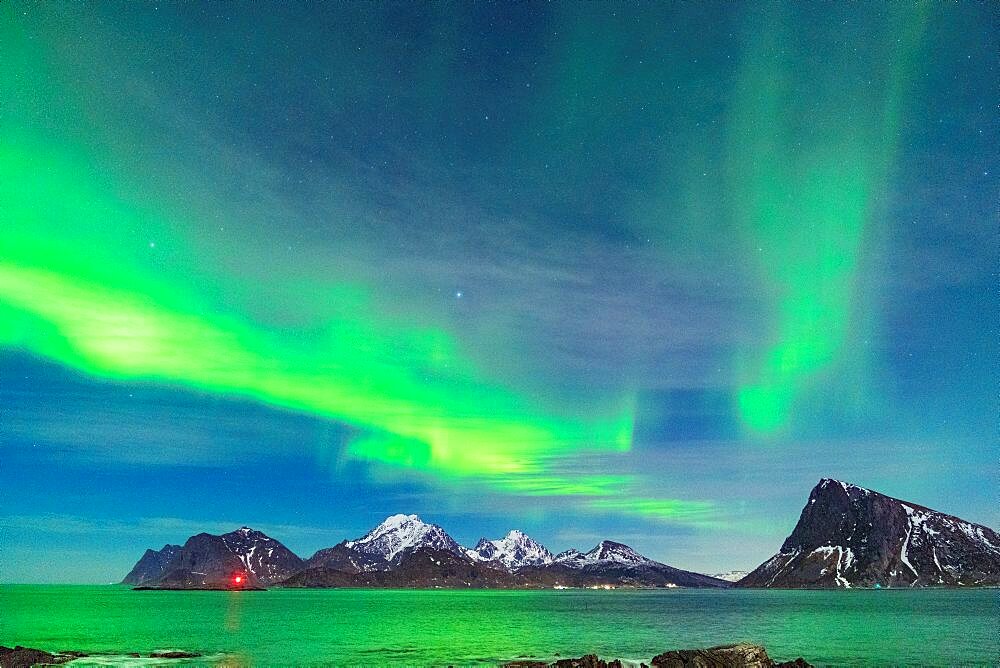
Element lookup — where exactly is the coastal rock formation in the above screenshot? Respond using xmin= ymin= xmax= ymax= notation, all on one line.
xmin=504 ymin=655 xmax=626 ymax=668
xmin=651 ymin=643 xmax=812 ymax=667
xmin=120 ymin=543 xmax=181 ymax=585
xmin=0 ymin=647 xmax=205 ymax=666
xmin=0 ymin=646 xmax=74 ymax=667
xmin=739 ymin=479 xmax=1000 ymax=588
xmin=502 ymin=645 xmax=812 ymax=668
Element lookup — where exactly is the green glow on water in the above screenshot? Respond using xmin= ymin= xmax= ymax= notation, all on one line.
xmin=0 ymin=586 xmax=995 ymax=666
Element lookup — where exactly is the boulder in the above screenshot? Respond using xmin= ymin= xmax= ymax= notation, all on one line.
xmin=651 ymin=643 xmax=812 ymax=668
xmin=0 ymin=645 xmax=74 ymax=668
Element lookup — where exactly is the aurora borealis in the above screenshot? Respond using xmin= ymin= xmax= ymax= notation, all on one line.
xmin=2 ymin=2 xmax=995 ymax=582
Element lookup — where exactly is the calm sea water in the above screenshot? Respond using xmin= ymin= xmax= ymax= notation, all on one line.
xmin=1 ymin=586 xmax=996 ymax=666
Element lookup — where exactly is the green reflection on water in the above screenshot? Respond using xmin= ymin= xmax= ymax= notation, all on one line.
xmin=0 ymin=586 xmax=995 ymax=666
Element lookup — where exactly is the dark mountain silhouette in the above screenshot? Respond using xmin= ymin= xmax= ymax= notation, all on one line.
xmin=739 ymin=479 xmax=1000 ymax=588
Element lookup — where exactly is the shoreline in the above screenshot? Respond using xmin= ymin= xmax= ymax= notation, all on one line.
xmin=0 ymin=643 xmax=812 ymax=668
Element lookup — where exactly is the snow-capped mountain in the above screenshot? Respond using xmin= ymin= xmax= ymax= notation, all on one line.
xmin=554 ymin=540 xmax=653 ymax=568
xmin=343 ymin=514 xmax=466 ymax=565
xmin=298 ymin=518 xmax=726 ymax=587
xmin=466 ymin=530 xmax=554 ymax=570
xmin=710 ymin=570 xmax=750 ymax=583
xmin=539 ymin=540 xmax=727 ymax=588
xmin=739 ymin=479 xmax=1000 ymax=588
xmin=588 ymin=540 xmax=653 ymax=565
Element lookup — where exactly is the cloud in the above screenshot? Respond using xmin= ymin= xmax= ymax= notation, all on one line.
xmin=0 ymin=513 xmax=345 ymax=545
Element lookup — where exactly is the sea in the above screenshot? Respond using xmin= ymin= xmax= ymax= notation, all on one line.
xmin=1 ymin=586 xmax=996 ymax=666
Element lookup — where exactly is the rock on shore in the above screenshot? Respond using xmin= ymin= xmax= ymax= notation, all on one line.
xmin=503 ymin=644 xmax=813 ymax=668
xmin=0 ymin=646 xmax=203 ymax=667
xmin=0 ymin=646 xmax=76 ymax=667
xmin=652 ymin=643 xmax=812 ymax=667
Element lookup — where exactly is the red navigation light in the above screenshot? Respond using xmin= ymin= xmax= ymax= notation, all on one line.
xmin=233 ymin=575 xmax=243 ymax=585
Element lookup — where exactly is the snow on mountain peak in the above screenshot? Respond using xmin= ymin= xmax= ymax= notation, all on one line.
xmin=551 ymin=541 xmax=656 ymax=568
xmin=365 ymin=514 xmax=422 ymax=537
xmin=585 ymin=540 xmax=653 ymax=564
xmin=467 ymin=529 xmax=554 ymax=570
xmin=818 ymin=478 xmax=872 ymax=496
xmin=216 ymin=527 xmax=303 ymax=584
xmin=346 ymin=514 xmax=464 ymax=563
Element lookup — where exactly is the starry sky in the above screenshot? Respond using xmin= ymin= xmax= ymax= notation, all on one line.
xmin=1 ymin=2 xmax=996 ymax=583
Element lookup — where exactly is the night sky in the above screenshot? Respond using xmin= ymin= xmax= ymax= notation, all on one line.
xmin=1 ymin=2 xmax=995 ymax=583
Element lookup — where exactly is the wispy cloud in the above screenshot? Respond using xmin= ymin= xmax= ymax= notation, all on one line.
xmin=587 ymin=496 xmax=719 ymax=527
xmin=0 ymin=514 xmax=346 ymax=546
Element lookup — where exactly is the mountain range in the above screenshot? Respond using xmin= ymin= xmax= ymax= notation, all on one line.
xmin=125 ymin=513 xmax=726 ymax=589
xmin=124 ymin=479 xmax=999 ymax=590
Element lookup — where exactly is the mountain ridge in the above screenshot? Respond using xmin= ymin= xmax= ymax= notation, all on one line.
xmin=122 ymin=481 xmax=999 ymax=589
xmin=738 ymin=478 xmax=1000 ymax=588
xmin=125 ymin=514 xmax=726 ymax=589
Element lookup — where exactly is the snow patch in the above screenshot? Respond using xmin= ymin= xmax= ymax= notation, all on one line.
xmin=899 ymin=511 xmax=919 ymax=583
xmin=809 ymin=545 xmax=853 ymax=588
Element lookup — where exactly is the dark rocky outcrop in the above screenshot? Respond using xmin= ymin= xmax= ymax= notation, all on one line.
xmin=651 ymin=643 xmax=812 ymax=667
xmin=0 ymin=646 xmax=78 ymax=667
xmin=738 ymin=479 xmax=1000 ymax=588
xmin=503 ymin=645 xmax=811 ymax=668
xmin=120 ymin=544 xmax=181 ymax=585
xmin=0 ymin=647 xmax=207 ymax=666
xmin=504 ymin=656 xmax=629 ymax=668
xmin=552 ymin=655 xmax=626 ymax=668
